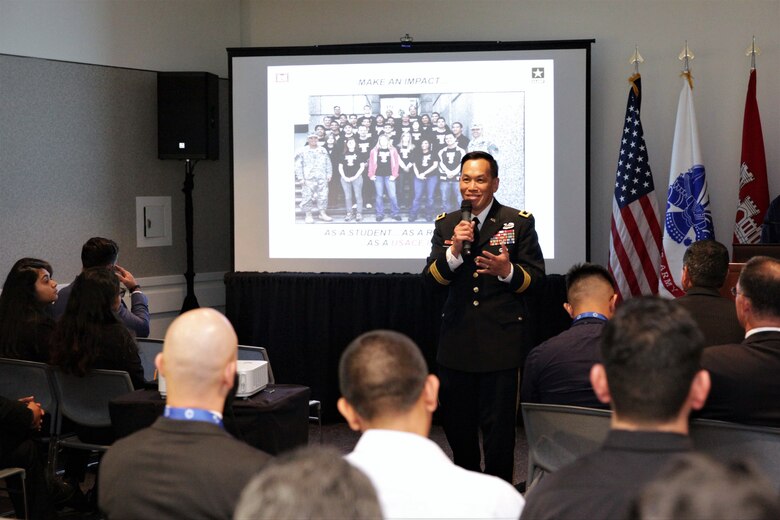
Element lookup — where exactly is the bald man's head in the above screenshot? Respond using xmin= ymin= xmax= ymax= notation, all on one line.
xmin=157 ymin=308 xmax=238 ymax=409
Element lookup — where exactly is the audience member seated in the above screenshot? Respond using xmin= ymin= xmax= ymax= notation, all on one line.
xmin=522 ymin=263 xmax=616 ymax=408
xmin=53 ymin=237 xmax=150 ymax=337
xmin=48 ymin=266 xmax=145 ymax=501
xmin=338 ymin=330 xmax=524 ymax=519
xmin=50 ymin=266 xmax=145 ymax=389
xmin=675 ymin=239 xmax=743 ymax=346
xmin=233 ymin=445 xmax=381 ymax=520
xmin=0 ymin=258 xmax=58 ymax=362
xmin=0 ymin=394 xmax=57 ymax=519
xmin=631 ymin=453 xmax=780 ymax=520
xmin=521 ymin=297 xmax=709 ymax=520
xmin=699 ymin=256 xmax=780 ymax=426
xmin=99 ymin=308 xmax=272 ymax=520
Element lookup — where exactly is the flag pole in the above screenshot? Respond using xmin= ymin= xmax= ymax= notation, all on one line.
xmin=660 ymin=40 xmax=713 ymax=297
xmin=733 ymin=36 xmax=769 ymax=247
xmin=678 ymin=41 xmax=694 ymax=89
xmin=746 ymin=36 xmax=760 ymax=71
xmin=608 ymin=45 xmax=662 ymax=300
xmin=630 ymin=45 xmax=643 ymax=76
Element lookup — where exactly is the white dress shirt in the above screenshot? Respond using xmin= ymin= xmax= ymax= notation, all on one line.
xmin=346 ymin=429 xmax=524 ymax=519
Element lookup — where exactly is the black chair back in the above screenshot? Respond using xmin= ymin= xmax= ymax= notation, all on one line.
xmin=0 ymin=358 xmax=58 ymax=436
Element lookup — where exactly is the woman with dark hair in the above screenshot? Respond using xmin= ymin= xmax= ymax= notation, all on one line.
xmin=50 ymin=266 xmax=144 ymax=501
xmin=0 ymin=258 xmax=58 ymax=361
xmin=50 ymin=266 xmax=144 ymax=389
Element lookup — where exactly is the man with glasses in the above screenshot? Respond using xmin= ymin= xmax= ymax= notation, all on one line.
xmin=699 ymin=256 xmax=780 ymax=426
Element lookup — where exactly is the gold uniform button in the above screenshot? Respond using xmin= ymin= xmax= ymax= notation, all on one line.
xmin=517 ymin=316 xmax=523 ymax=321
xmin=473 ymin=287 xmax=479 ymax=293
xmin=472 ymin=272 xmax=479 ymax=278
xmin=473 ymin=300 xmax=480 ymax=307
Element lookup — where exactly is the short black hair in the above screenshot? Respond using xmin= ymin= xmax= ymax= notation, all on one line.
xmin=566 ymin=262 xmax=615 ymax=295
xmin=81 ymin=237 xmax=118 ymax=268
xmin=460 ymin=151 xmax=498 ymax=178
xmin=683 ymin=239 xmax=729 ymax=288
xmin=600 ymin=297 xmax=704 ymax=423
xmin=339 ymin=330 xmax=428 ymax=421
xmin=739 ymin=256 xmax=780 ymax=318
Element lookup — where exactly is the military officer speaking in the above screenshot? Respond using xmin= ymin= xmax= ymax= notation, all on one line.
xmin=423 ymin=151 xmax=545 ymax=484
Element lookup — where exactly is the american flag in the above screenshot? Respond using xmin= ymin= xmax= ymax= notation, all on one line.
xmin=609 ymin=74 xmax=662 ymax=301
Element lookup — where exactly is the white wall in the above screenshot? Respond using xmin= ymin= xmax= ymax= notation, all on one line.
xmin=0 ymin=0 xmax=240 ymax=77
xmin=240 ymin=0 xmax=780 ymax=266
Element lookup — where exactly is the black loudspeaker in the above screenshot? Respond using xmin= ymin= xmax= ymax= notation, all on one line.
xmin=157 ymin=72 xmax=219 ymax=160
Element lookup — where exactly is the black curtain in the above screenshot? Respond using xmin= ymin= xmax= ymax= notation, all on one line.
xmin=225 ymin=272 xmax=569 ymax=420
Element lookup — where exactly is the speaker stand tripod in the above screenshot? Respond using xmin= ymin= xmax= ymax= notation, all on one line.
xmin=181 ymin=159 xmax=200 ymax=313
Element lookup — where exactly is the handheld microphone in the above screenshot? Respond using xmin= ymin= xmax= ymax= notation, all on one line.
xmin=460 ymin=200 xmax=473 ymax=256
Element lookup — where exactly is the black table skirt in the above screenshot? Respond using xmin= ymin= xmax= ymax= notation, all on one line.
xmin=225 ymin=272 xmax=569 ymax=420
xmin=110 ymin=384 xmax=310 ymax=455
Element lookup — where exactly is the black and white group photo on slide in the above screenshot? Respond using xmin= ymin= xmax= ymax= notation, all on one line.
xmin=293 ymin=92 xmax=527 ymax=225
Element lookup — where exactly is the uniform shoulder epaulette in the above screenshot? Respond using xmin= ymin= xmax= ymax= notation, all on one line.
xmin=436 ymin=212 xmax=447 ymax=221
xmin=518 ymin=210 xmax=532 ymax=219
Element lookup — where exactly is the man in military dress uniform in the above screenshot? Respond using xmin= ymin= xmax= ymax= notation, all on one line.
xmin=423 ymin=151 xmax=545 ymax=483
xmin=295 ymin=134 xmax=333 ymax=223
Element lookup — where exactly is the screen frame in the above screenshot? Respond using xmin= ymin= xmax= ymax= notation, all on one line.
xmin=228 ymin=39 xmax=594 ymax=273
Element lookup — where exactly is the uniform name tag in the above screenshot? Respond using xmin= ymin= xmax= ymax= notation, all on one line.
xmin=490 ymin=229 xmax=516 ymax=246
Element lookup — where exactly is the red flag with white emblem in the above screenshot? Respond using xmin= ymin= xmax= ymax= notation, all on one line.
xmin=733 ymin=68 xmax=769 ymax=247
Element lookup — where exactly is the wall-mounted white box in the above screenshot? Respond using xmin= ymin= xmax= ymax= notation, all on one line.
xmin=136 ymin=196 xmax=172 ymax=247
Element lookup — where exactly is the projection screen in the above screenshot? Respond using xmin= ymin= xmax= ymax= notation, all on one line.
xmin=230 ymin=40 xmax=592 ymax=274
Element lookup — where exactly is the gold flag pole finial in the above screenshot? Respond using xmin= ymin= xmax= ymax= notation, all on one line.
xmin=630 ymin=45 xmax=644 ymax=75
xmin=745 ymin=36 xmax=761 ymax=71
xmin=678 ymin=41 xmax=694 ymax=89
xmin=628 ymin=45 xmax=643 ymax=95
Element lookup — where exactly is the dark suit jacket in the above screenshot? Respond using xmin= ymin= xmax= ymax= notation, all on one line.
xmin=99 ymin=417 xmax=271 ymax=520
xmin=423 ymin=199 xmax=545 ymax=372
xmin=699 ymin=330 xmax=780 ymax=426
xmin=522 ymin=318 xmax=607 ymax=408
xmin=676 ymin=287 xmax=744 ymax=346
xmin=522 ymin=430 xmax=692 ymax=520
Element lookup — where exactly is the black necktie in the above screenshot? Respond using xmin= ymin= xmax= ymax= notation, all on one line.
xmin=472 ymin=217 xmax=480 ymax=246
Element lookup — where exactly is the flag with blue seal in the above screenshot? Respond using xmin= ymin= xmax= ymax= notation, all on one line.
xmin=659 ymin=72 xmax=714 ymax=298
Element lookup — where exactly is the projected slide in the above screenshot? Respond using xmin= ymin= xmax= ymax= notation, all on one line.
xmin=265 ymin=59 xmax=554 ymax=260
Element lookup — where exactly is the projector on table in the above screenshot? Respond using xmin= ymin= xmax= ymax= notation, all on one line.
xmin=158 ymin=360 xmax=269 ymax=398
